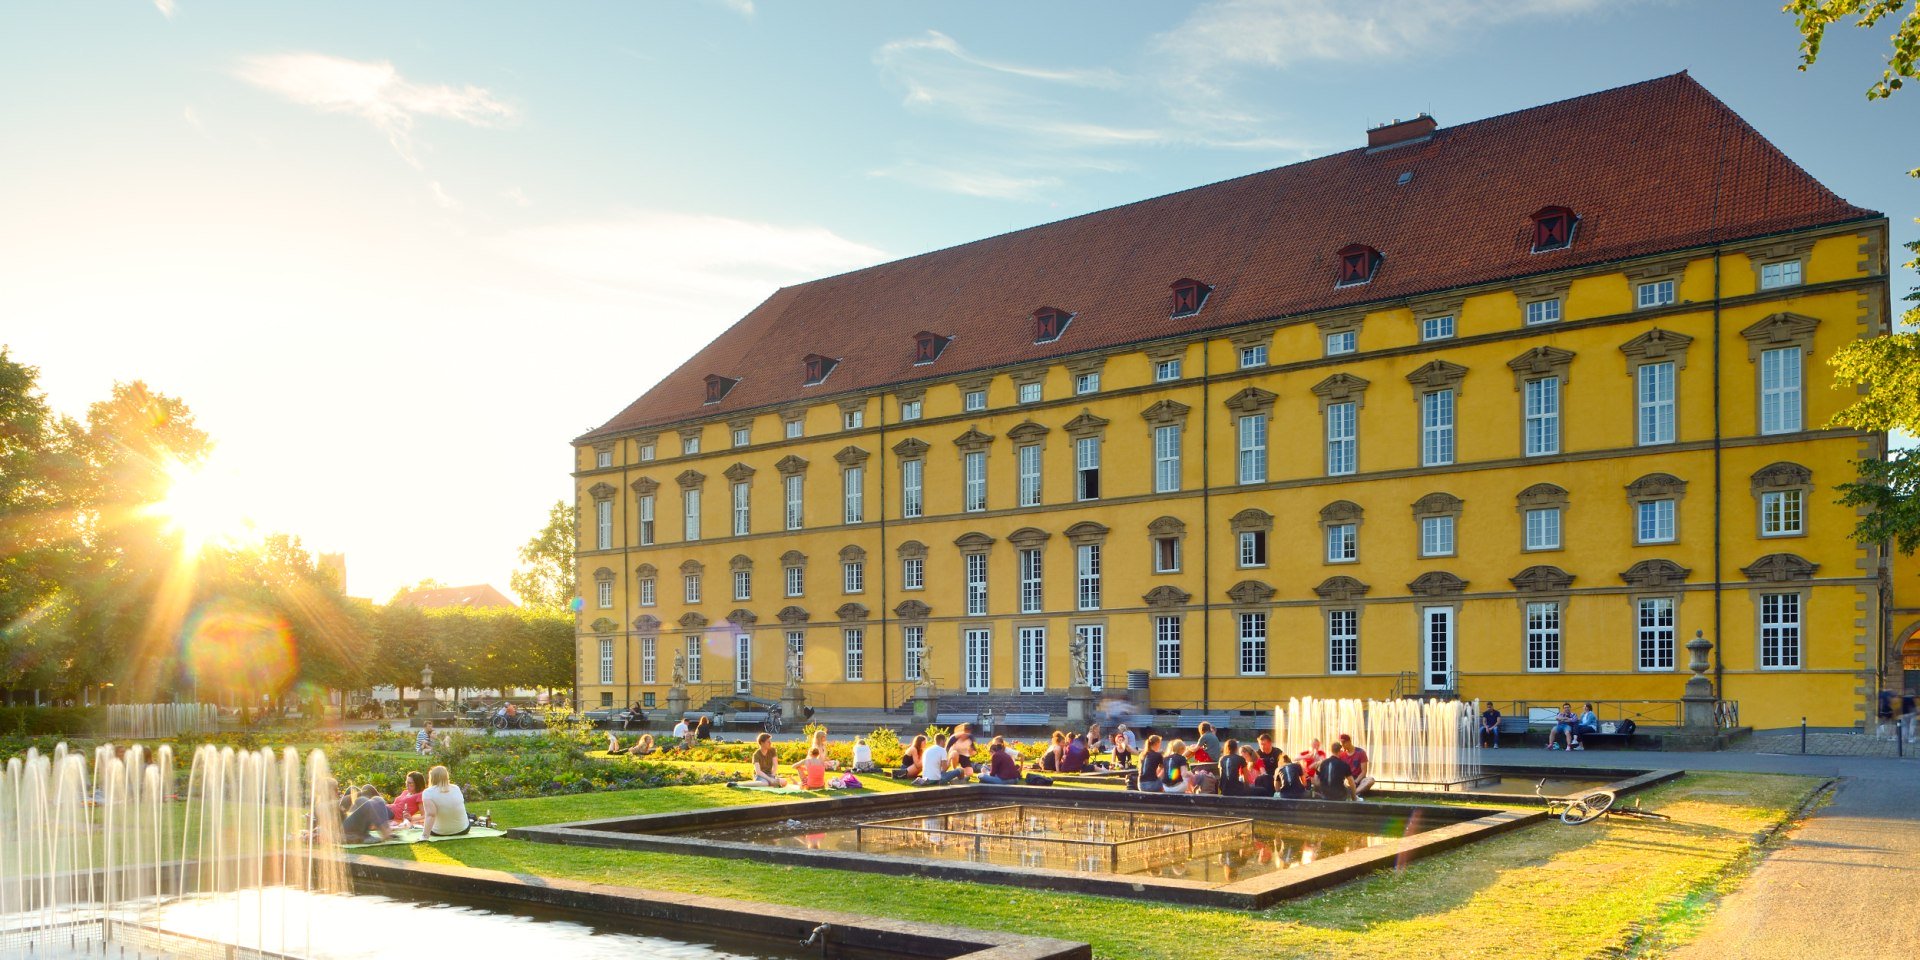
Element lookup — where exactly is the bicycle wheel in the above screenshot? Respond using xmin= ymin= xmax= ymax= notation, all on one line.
xmin=1577 ymin=790 xmax=1616 ymax=817
xmin=1560 ymin=800 xmax=1604 ymax=825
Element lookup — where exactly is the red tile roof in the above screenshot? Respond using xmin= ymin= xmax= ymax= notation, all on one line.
xmin=583 ymin=73 xmax=1875 ymax=441
xmin=390 ymin=584 xmax=518 ymax=610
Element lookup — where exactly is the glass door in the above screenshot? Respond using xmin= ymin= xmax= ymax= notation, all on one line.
xmin=1075 ymin=624 xmax=1105 ymax=691
xmin=1423 ymin=606 xmax=1454 ymax=691
xmin=964 ymin=628 xmax=991 ymax=693
xmin=735 ymin=634 xmax=751 ymax=693
xmin=1018 ymin=626 xmax=1047 ymax=693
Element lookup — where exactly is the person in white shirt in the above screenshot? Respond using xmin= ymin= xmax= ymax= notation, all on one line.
xmin=912 ymin=735 xmax=963 ymax=786
xmin=673 ymin=718 xmax=691 ymax=746
xmin=851 ymin=736 xmax=876 ymax=773
xmin=420 ymin=765 xmax=470 ymax=837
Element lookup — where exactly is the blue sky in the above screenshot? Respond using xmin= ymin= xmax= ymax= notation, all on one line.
xmin=1 ymin=0 xmax=1913 ymax=601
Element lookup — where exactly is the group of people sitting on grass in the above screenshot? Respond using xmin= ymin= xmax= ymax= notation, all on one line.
xmin=1133 ymin=728 xmax=1375 ymax=801
xmin=335 ymin=764 xmax=474 ymax=844
xmin=734 ymin=727 xmax=883 ymax=790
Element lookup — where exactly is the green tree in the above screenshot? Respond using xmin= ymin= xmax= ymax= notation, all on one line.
xmin=1787 ymin=1 xmax=1920 ymax=551
xmin=510 ymin=499 xmax=576 ymax=610
xmin=0 ymin=349 xmax=75 ymax=696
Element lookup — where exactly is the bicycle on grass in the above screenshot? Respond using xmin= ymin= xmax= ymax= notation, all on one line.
xmin=1535 ymin=779 xmax=1673 ymax=825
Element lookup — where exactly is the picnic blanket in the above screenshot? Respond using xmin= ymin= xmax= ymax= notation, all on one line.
xmin=727 ymin=781 xmax=807 ymax=793
xmin=341 ymin=824 xmax=507 ymax=849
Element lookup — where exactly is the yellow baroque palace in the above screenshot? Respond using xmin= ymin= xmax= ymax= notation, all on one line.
xmin=569 ymin=75 xmax=1900 ymax=731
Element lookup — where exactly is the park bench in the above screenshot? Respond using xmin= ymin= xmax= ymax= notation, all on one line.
xmin=999 ymin=712 xmax=1051 ymax=729
xmin=1493 ymin=715 xmax=1532 ymax=745
xmin=934 ymin=712 xmax=979 ymax=727
xmin=725 ymin=710 xmax=769 ymax=727
xmin=1174 ymin=713 xmax=1236 ymax=732
xmin=582 ymin=709 xmax=621 ymax=727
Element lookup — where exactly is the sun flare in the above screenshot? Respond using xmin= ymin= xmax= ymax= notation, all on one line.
xmin=151 ymin=458 xmax=256 ymax=550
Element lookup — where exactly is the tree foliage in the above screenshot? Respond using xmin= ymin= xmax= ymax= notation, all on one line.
xmin=1790 ymin=0 xmax=1920 ymax=100
xmin=510 ymin=499 xmax=576 ymax=610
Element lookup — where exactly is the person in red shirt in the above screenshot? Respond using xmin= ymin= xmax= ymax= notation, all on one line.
xmin=978 ymin=737 xmax=1024 ymax=785
xmin=1337 ymin=734 xmax=1373 ymax=800
xmin=387 ymin=771 xmax=427 ymax=824
xmin=793 ymin=746 xmax=829 ymax=790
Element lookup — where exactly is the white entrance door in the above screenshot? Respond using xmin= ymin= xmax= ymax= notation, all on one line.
xmin=1018 ymin=626 xmax=1047 ymax=693
xmin=1076 ymin=624 xmax=1105 ymax=691
xmin=735 ymin=634 xmax=752 ymax=693
xmin=1423 ymin=607 xmax=1454 ymax=691
xmin=964 ymin=628 xmax=991 ymax=693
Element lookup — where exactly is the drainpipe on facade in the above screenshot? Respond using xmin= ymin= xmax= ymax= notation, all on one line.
xmin=1201 ymin=338 xmax=1213 ymax=712
xmin=1711 ymin=248 xmax=1725 ymax=701
xmin=622 ymin=443 xmax=633 ymax=712
xmin=877 ymin=401 xmax=890 ymax=711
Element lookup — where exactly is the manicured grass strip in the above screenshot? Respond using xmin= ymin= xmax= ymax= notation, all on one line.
xmin=362 ymin=771 xmax=1817 ymax=960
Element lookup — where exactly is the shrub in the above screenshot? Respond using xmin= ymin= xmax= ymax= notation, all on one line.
xmin=0 ymin=706 xmax=101 ymax=736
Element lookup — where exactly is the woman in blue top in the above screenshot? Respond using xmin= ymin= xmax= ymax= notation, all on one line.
xmin=1161 ymin=739 xmax=1190 ymax=791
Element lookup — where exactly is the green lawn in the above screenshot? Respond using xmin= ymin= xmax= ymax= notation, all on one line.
xmin=360 ymin=769 xmax=1820 ymax=960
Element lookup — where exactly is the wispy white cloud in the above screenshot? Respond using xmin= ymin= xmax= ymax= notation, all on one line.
xmin=428 ymin=180 xmax=461 ymax=211
xmin=710 ymin=0 xmax=755 ymax=16
xmin=233 ymin=52 xmax=516 ymax=169
xmin=181 ymin=105 xmax=205 ymax=134
xmin=879 ymin=31 xmax=1122 ymax=89
xmin=153 ymin=0 xmax=177 ymax=19
xmin=502 ymin=186 xmax=531 ymax=208
xmin=869 ymin=162 xmax=1062 ymax=201
xmin=876 ymin=31 xmax=1154 ymax=150
xmin=496 ymin=212 xmax=885 ymax=313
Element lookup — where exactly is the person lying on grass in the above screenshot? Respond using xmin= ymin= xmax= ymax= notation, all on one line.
xmin=341 ymin=784 xmax=395 ymax=844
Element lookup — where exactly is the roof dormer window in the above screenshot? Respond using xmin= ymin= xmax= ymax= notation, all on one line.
xmin=1335 ymin=244 xmax=1381 ymax=288
xmin=802 ymin=354 xmax=838 ymax=386
xmin=1170 ymin=278 xmax=1212 ymax=318
xmin=703 ymin=374 xmax=739 ymax=405
xmin=1032 ymin=307 xmax=1072 ymax=344
xmin=913 ymin=331 xmax=951 ymax=365
xmin=1530 ymin=206 xmax=1578 ymax=253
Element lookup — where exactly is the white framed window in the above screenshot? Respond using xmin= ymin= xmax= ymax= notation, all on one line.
xmin=1421 ymin=389 xmax=1455 ymax=466
xmin=965 ymin=553 xmax=988 ymax=616
xmin=843 ymin=628 xmax=864 ymax=681
xmin=596 ymin=450 xmax=613 ymax=468
xmin=903 ymin=625 xmax=926 ymax=681
xmin=1420 ymin=515 xmax=1455 ymax=557
xmin=901 ymin=459 xmax=923 ymax=519
xmin=639 ymin=576 xmax=656 ymax=607
xmin=1760 ymin=593 xmax=1802 ymax=670
xmin=1327 ymin=609 xmax=1358 ymax=675
xmin=964 ymin=450 xmax=988 ymax=512
xmin=1075 ymin=437 xmax=1101 ymax=501
xmin=731 ymin=427 xmax=750 ymax=448
xmin=843 ymin=466 xmax=864 ymax=524
xmin=682 ymin=434 xmax=701 ymax=455
xmin=1018 ymin=444 xmax=1043 ymax=508
xmin=1761 ymin=489 xmax=1804 ymax=537
xmin=1237 ymin=415 xmax=1267 ymax=485
xmin=1525 ymin=507 xmax=1562 ymax=550
xmin=597 ymin=580 xmax=614 ymax=609
xmin=1525 ymin=298 xmax=1561 ymax=325
xmin=598 ymin=638 xmax=614 ymax=684
xmin=1076 ymin=543 xmax=1101 ymax=611
xmin=1421 ymin=315 xmax=1455 ymax=341
xmin=1636 ymin=499 xmax=1676 ymax=544
xmin=733 ymin=569 xmax=751 ymax=601
xmin=902 ymin=555 xmax=925 ymax=590
xmin=1017 ymin=626 xmax=1046 ymax=693
xmin=683 ymin=572 xmax=701 ymax=604
xmin=843 ymin=560 xmax=864 ymax=594
xmin=1153 ymin=535 xmax=1180 ymax=574
xmin=1326 ymin=401 xmax=1356 ymax=476
xmin=683 ymin=489 xmax=701 ymax=541
xmin=1526 ymin=601 xmax=1562 ymax=672
xmin=784 ymin=418 xmax=804 ymax=440
xmin=1018 ymin=381 xmax=1042 ymax=404
xmin=785 ymin=630 xmax=805 ymax=681
xmin=1154 ymin=616 xmax=1182 ymax=677
xmin=899 ymin=398 xmax=922 ymax=422
xmin=1636 ymin=279 xmax=1676 ymax=309
xmin=784 ymin=475 xmax=804 ymax=530
xmin=1524 ymin=377 xmax=1560 ymax=456
xmin=1760 ymin=260 xmax=1803 ymax=290
xmin=1154 ymin=358 xmax=1182 ymax=382
xmin=1074 ymin=372 xmax=1100 ymax=395
xmin=1153 ymin=424 xmax=1182 ymax=493
xmin=732 ymin=481 xmax=750 ymax=536
xmin=784 ymin=564 xmax=804 ymax=597
xmin=639 ymin=442 xmax=656 ymax=462
xmin=1324 ymin=330 xmax=1356 ymax=356
xmin=1019 ymin=547 xmax=1043 ymax=614
xmin=1637 ymin=361 xmax=1676 ymax=445
xmin=638 ymin=495 xmax=655 ymax=545
xmin=1636 ymin=597 xmax=1675 ymax=670
xmin=641 ymin=637 xmax=657 ymax=684
xmin=1760 ymin=346 xmax=1803 ymax=434
xmin=964 ymin=389 xmax=987 ymax=412
xmin=1238 ymin=530 xmax=1267 ymax=568
xmin=1238 ymin=612 xmax=1267 ymax=676
xmin=735 ymin=634 xmax=751 ymax=693
xmin=1075 ymin=623 xmax=1105 ymax=691
xmin=843 ymin=409 xmax=863 ymax=431
xmin=685 ymin=636 xmax=703 ymax=683
xmin=1326 ymin=522 xmax=1357 ymax=563
xmin=1239 ymin=344 xmax=1267 ymax=369
xmin=595 ymin=500 xmax=613 ymax=550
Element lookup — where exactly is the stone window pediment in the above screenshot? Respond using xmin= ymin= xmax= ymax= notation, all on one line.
xmin=1620 ymin=558 xmax=1691 ymax=588
xmin=1065 ymin=355 xmax=1107 ymax=378
xmin=1143 ymin=585 xmax=1192 ymax=608
xmin=632 ymin=614 xmax=661 ymax=634
xmin=1619 ymin=328 xmax=1694 ymax=373
xmin=776 ymin=605 xmax=810 ymax=625
xmin=1311 ymin=373 xmax=1371 ymax=411
xmin=1515 ymin=483 xmax=1570 ymax=511
xmin=678 ymin=612 xmax=708 ymax=630
xmin=897 ymin=539 xmax=928 ymax=559
xmin=590 ymin=617 xmax=618 ymax=634
xmin=1230 ymin=508 xmax=1273 ymax=533
xmin=1313 ymin=575 xmax=1370 ymax=602
xmin=1009 ymin=367 xmax=1047 ymax=389
xmin=1147 ymin=516 xmax=1187 ymax=537
xmin=894 ymin=599 xmax=931 ymax=620
xmin=1507 ymin=345 xmax=1576 ymax=390
xmin=1750 ymin=462 xmax=1813 ymax=494
xmin=1007 ymin=420 xmax=1051 ymax=443
xmin=1740 ymin=236 xmax=1816 ymax=288
xmin=1741 ymin=553 xmax=1818 ymax=583
xmin=1412 ymin=492 xmax=1464 ymax=520
xmin=1227 ymin=579 xmax=1276 ymax=606
xmin=1144 ymin=341 xmax=1189 ymax=364
xmin=680 ymin=559 xmax=704 ymax=575
xmin=834 ymin=445 xmax=870 ymax=467
xmin=1409 ymin=294 xmax=1465 ymax=323
xmin=1739 ymin=312 xmax=1820 ymax=362
xmin=1228 ymin=326 xmax=1275 ymax=351
xmin=675 ymin=470 xmax=706 ymax=490
xmin=779 ymin=550 xmax=808 ymax=568
xmin=727 ymin=608 xmax=758 ymax=626
xmin=588 ymin=482 xmax=618 ymax=501
xmin=1512 ymin=277 xmax=1572 ymax=308
xmin=1319 ymin=500 xmax=1365 ymax=524
xmin=956 ymin=374 xmax=994 ymax=393
xmin=1224 ymin=386 xmax=1278 ymax=415
xmin=1407 ymin=571 xmax=1468 ymax=597
xmin=636 ymin=563 xmax=657 ymax=578
xmin=954 ymin=531 xmax=996 ymax=553
xmin=896 ymin=386 xmax=926 ymax=403
xmin=1062 ymin=409 xmax=1111 ymax=439
xmin=630 ymin=476 xmax=660 ymax=496
xmin=1007 ymin=527 xmax=1052 ymax=549
xmin=1140 ymin=399 xmax=1191 ymax=427
xmin=836 ymin=602 xmax=869 ymax=622
xmin=1314 ymin=309 xmax=1365 ymax=335
xmin=953 ymin=427 xmax=996 ymax=452
xmin=838 ymin=544 xmax=867 ymax=563
xmin=723 ymin=462 xmax=756 ymax=482
xmin=1064 ymin=521 xmax=1110 ymax=545
xmin=593 ymin=566 xmax=615 ymax=582
xmin=677 ymin=426 xmax=704 ymax=446
xmin=1626 ymin=473 xmax=1689 ymax=501
xmin=775 ymin=455 xmax=810 ymax=477
xmin=892 ymin=437 xmax=930 ymax=458
xmin=836 ymin=397 xmax=868 ymax=416
xmin=1510 ymin=565 xmax=1575 ymax=593
xmin=1406 ymin=359 xmax=1469 ymax=395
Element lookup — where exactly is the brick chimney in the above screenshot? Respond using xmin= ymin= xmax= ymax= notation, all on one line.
xmin=1367 ymin=114 xmax=1437 ymax=151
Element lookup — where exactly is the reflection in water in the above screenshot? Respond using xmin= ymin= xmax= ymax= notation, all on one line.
xmin=691 ymin=802 xmax=1399 ymax=887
